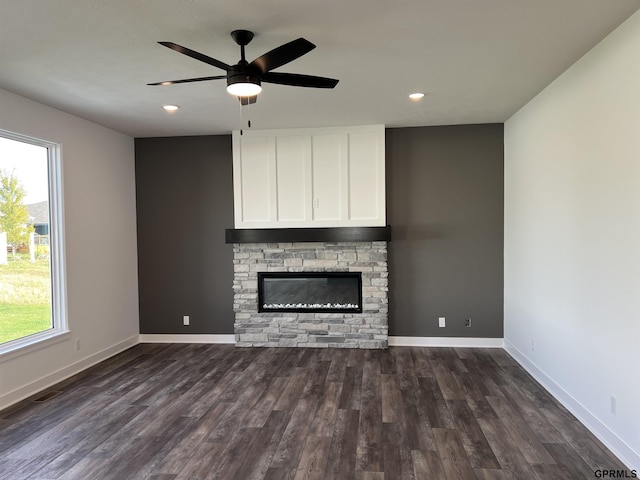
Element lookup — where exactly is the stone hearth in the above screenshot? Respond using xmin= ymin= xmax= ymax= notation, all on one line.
xmin=232 ymin=241 xmax=388 ymax=348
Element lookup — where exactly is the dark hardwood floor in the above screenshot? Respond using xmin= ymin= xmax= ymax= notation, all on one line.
xmin=0 ymin=344 xmax=627 ymax=479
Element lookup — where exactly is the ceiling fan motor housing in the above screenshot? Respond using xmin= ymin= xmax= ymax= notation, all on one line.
xmin=227 ymin=65 xmax=261 ymax=92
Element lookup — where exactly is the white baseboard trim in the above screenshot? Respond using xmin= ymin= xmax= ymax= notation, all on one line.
xmin=389 ymin=336 xmax=504 ymax=348
xmin=139 ymin=334 xmax=500 ymax=348
xmin=0 ymin=335 xmax=139 ymax=412
xmin=139 ymin=334 xmax=236 ymax=344
xmin=504 ymin=339 xmax=639 ymax=471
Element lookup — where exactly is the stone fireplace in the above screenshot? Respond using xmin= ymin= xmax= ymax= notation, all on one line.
xmin=231 ymin=239 xmax=388 ymax=349
xmin=228 ymin=125 xmax=388 ymax=348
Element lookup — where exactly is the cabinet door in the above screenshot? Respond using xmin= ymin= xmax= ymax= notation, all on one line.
xmin=311 ymin=134 xmax=347 ymax=222
xmin=275 ymin=135 xmax=311 ymax=222
xmin=348 ymin=131 xmax=384 ymax=222
xmin=234 ymin=135 xmax=274 ymax=224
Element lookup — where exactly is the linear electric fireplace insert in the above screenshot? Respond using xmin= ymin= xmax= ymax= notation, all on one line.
xmin=258 ymin=272 xmax=363 ymax=313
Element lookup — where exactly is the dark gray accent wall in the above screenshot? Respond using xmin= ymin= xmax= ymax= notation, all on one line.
xmin=135 ymin=125 xmax=503 ymax=338
xmin=135 ymin=135 xmax=234 ymax=334
xmin=386 ymin=125 xmax=504 ymax=337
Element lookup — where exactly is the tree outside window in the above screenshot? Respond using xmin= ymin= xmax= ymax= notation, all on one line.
xmin=0 ymin=169 xmax=34 ymax=259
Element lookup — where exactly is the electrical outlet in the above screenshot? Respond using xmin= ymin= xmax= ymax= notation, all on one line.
xmin=610 ymin=396 xmax=617 ymax=415
xmin=531 ymin=338 xmax=535 ymax=351
xmin=438 ymin=317 xmax=446 ymax=328
xmin=464 ymin=318 xmax=471 ymax=327
xmin=75 ymin=339 xmax=80 ymax=351
xmin=183 ymin=315 xmax=190 ymax=326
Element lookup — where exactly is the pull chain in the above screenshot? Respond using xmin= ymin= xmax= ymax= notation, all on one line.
xmin=238 ymin=98 xmax=254 ymax=135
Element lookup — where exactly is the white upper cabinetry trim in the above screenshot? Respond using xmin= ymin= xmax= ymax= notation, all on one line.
xmin=233 ymin=125 xmax=385 ymax=229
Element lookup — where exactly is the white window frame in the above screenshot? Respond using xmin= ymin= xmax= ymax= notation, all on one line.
xmin=0 ymin=128 xmax=69 ymax=360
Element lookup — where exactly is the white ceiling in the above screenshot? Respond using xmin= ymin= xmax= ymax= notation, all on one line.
xmin=1 ymin=1 xmax=638 ymax=138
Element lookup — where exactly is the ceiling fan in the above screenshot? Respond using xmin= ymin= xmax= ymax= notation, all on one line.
xmin=148 ymin=30 xmax=339 ymax=104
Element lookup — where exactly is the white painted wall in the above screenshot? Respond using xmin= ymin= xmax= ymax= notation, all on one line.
xmin=504 ymin=11 xmax=640 ymax=470
xmin=0 ymin=88 xmax=139 ymax=408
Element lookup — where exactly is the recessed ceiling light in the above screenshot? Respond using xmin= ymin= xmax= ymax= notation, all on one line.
xmin=409 ymin=93 xmax=425 ymax=101
xmin=162 ymin=104 xmax=179 ymax=112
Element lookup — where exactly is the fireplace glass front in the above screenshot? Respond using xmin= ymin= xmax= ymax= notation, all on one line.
xmin=258 ymin=272 xmax=363 ymax=313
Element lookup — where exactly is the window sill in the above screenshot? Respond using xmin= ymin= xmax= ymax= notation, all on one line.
xmin=0 ymin=329 xmax=71 ymax=363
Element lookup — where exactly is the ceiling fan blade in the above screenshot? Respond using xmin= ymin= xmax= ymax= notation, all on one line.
xmin=147 ymin=75 xmax=227 ymax=86
xmin=158 ymin=42 xmax=231 ymax=71
xmin=262 ymin=72 xmax=339 ymax=88
xmin=238 ymin=95 xmax=258 ymax=105
xmin=250 ymin=38 xmax=315 ymax=74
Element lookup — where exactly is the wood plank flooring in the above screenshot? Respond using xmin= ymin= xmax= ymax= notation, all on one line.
xmin=0 ymin=344 xmax=628 ymax=479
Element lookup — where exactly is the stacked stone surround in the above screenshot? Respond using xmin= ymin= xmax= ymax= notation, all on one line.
xmin=233 ymin=241 xmax=388 ymax=349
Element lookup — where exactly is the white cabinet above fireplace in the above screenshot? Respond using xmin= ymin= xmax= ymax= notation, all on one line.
xmin=232 ymin=125 xmax=385 ymax=228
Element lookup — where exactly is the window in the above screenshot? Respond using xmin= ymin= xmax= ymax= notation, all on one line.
xmin=0 ymin=129 xmax=67 ymax=357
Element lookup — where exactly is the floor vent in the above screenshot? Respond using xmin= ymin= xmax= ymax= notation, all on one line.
xmin=32 ymin=391 xmax=61 ymax=403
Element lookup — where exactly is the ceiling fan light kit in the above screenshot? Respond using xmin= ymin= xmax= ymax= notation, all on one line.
xmin=226 ymin=77 xmax=262 ymax=97
xmin=149 ymin=29 xmax=338 ymax=104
